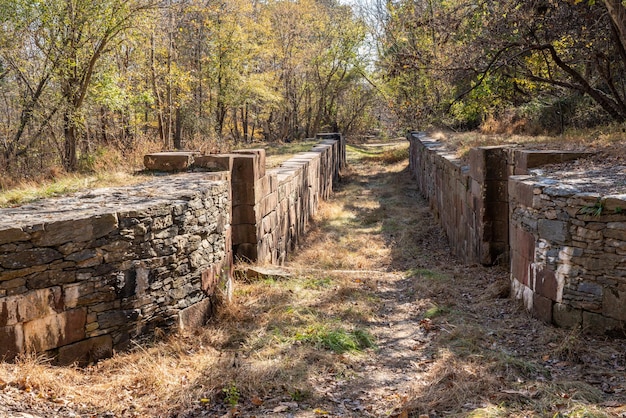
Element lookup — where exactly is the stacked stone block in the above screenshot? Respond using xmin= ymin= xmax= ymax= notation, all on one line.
xmin=0 ymin=173 xmax=232 ymax=364
xmin=509 ymin=176 xmax=626 ymax=333
xmin=229 ymin=135 xmax=343 ymax=265
xmin=406 ymin=132 xmax=508 ymax=265
xmin=408 ymin=131 xmax=624 ymax=334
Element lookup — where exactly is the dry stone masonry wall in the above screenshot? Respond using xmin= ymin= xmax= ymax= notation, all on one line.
xmin=407 ymin=132 xmax=510 ymax=265
xmin=407 ymin=131 xmax=625 ymax=334
xmin=145 ymin=133 xmax=345 ymax=265
xmin=509 ymin=174 xmax=626 ymax=333
xmin=0 ymin=173 xmax=232 ymax=364
xmin=0 ymin=134 xmax=344 ymax=363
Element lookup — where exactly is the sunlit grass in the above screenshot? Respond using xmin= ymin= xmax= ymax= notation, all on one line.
xmin=0 ymin=172 xmax=149 ymax=208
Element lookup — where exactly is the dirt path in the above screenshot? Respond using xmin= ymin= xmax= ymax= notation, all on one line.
xmin=1 ymin=140 xmax=625 ymax=418
xmin=223 ymin=140 xmax=626 ymax=417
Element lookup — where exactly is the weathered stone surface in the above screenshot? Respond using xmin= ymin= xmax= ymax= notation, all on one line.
xmin=603 ymin=195 xmax=626 ymax=212
xmin=98 ymin=309 xmax=140 ymax=330
xmin=144 ymin=152 xmax=198 ymax=171
xmin=0 ymin=228 xmax=30 ymax=246
xmin=532 ymin=293 xmax=553 ymax=323
xmin=0 ymin=324 xmax=23 ymax=359
xmin=582 ymin=311 xmax=623 ymax=335
xmin=56 ymin=335 xmax=113 ymax=366
xmin=232 ymin=149 xmax=266 ymax=179
xmin=231 ymin=154 xmax=260 ymax=184
xmin=0 ymin=248 xmax=63 ymax=269
xmin=31 ymin=215 xmax=118 ymax=247
xmin=23 ymin=308 xmax=86 ymax=352
xmin=178 ymin=298 xmax=213 ymax=330
xmin=515 ymin=150 xmax=594 ymax=172
xmin=0 ymin=137 xmax=341 ymax=362
xmin=603 ymin=287 xmax=626 ymax=321
xmin=553 ymin=303 xmax=582 ymax=329
xmin=193 ymin=155 xmax=233 ymax=172
xmin=0 ymin=265 xmax=48 ymax=282
xmin=536 ymin=219 xmax=567 ymax=244
xmin=0 ymin=288 xmax=63 ymax=326
xmin=244 ymin=266 xmax=293 ymax=281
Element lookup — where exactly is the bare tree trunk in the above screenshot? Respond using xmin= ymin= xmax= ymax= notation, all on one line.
xmin=174 ymin=107 xmax=182 ymax=149
xmin=604 ymin=0 xmax=626 ymax=50
xmin=242 ymin=104 xmax=248 ymax=143
xmin=63 ymin=111 xmax=78 ymax=171
xmin=150 ymin=34 xmax=167 ymax=147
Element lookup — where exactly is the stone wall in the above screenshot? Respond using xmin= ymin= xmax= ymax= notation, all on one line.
xmin=148 ymin=134 xmax=345 ymax=264
xmin=0 ymin=173 xmax=232 ymax=364
xmin=509 ymin=175 xmax=626 ymax=333
xmin=407 ymin=132 xmax=509 ymax=265
xmin=228 ymin=134 xmax=344 ymax=264
xmin=408 ymin=131 xmax=624 ymax=333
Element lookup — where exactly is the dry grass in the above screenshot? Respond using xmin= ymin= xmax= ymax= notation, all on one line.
xmin=1 ymin=136 xmax=625 ymax=417
xmin=428 ymin=123 xmax=626 ymax=161
xmin=0 ymin=267 xmax=379 ymax=416
xmin=0 ymin=171 xmax=150 ymax=208
xmin=0 ymin=138 xmax=320 ymax=207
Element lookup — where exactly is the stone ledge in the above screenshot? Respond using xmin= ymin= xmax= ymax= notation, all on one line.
xmin=144 ymin=151 xmax=201 ymax=171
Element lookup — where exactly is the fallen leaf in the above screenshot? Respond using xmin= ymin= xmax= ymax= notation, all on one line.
xmin=273 ymin=405 xmax=289 ymax=413
xmin=251 ymin=395 xmax=263 ymax=406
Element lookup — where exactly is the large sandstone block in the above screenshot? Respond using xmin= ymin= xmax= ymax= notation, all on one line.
xmin=532 ymin=293 xmax=553 ymax=323
xmin=232 ymin=224 xmax=258 ymax=245
xmin=57 ymin=335 xmax=113 ymax=365
xmin=31 ymin=214 xmax=118 ymax=247
xmin=0 ymin=287 xmax=64 ymax=327
xmin=468 ymin=146 xmax=509 ymax=181
xmin=582 ymin=311 xmax=624 ymax=335
xmin=193 ymin=154 xmax=234 ymax=172
xmin=509 ymin=177 xmax=536 ymax=207
xmin=534 ymin=266 xmax=558 ymax=301
xmin=0 ymin=324 xmax=23 ymax=359
xmin=179 ymin=298 xmax=213 ymax=330
xmin=0 ymin=228 xmax=30 ymax=246
xmin=514 ymin=150 xmax=594 ymax=174
xmin=144 ymin=152 xmax=199 ymax=171
xmin=553 ymin=303 xmax=582 ymax=328
xmin=23 ymin=308 xmax=86 ymax=352
xmin=603 ymin=285 xmax=626 ymax=321
xmin=231 ymin=150 xmax=265 ymax=181
xmin=232 ymin=204 xmax=257 ymax=225
xmin=538 ymin=219 xmax=569 ymax=244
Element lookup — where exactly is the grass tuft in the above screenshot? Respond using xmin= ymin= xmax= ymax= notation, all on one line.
xmin=294 ymin=325 xmax=376 ymax=353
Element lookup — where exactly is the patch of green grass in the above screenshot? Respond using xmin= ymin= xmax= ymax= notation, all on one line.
xmin=424 ymin=305 xmax=450 ymax=319
xmin=294 ymin=325 xmax=376 ymax=353
xmin=289 ymin=388 xmax=309 ymax=401
xmin=222 ymin=382 xmax=240 ymax=407
xmin=303 ymin=277 xmax=332 ymax=289
xmin=257 ymin=140 xmax=318 ymax=167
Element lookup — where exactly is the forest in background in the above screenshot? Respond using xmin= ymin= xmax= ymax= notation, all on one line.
xmin=2 ymin=0 xmax=626 ymax=185
xmin=0 ymin=0 xmax=377 ymax=182
xmin=378 ymin=0 xmax=626 ymax=133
